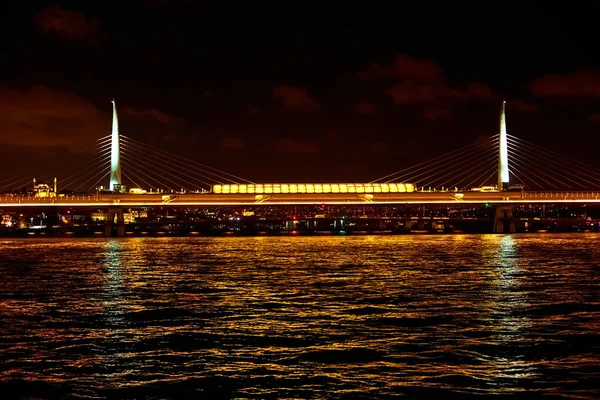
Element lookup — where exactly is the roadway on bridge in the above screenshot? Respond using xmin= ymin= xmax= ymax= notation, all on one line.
xmin=1 ymin=190 xmax=600 ymax=207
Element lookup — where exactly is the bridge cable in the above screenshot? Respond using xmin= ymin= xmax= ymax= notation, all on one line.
xmin=507 ymin=155 xmax=561 ymax=189
xmin=448 ymin=157 xmax=498 ymax=190
xmin=0 ymin=174 xmax=26 ymax=186
xmin=60 ymin=154 xmax=112 ymax=190
xmin=120 ymin=145 xmax=211 ymax=190
xmin=120 ymin=137 xmax=241 ymax=185
xmin=507 ymin=136 xmax=600 ymax=185
xmin=121 ymin=171 xmax=142 ymax=191
xmin=385 ymin=137 xmax=499 ymax=185
xmin=94 ymin=135 xmax=111 ymax=143
xmin=121 ymin=158 xmax=176 ymax=192
xmin=120 ymin=148 xmax=194 ymax=192
xmin=417 ymin=145 xmax=499 ymax=189
xmin=477 ymin=165 xmax=500 ymax=188
xmin=507 ymin=168 xmax=529 ymax=189
xmin=32 ymin=141 xmax=112 ymax=189
xmin=461 ymin=162 xmax=496 ymax=189
xmin=380 ymin=137 xmax=499 ymax=184
xmin=87 ymin=171 xmax=111 ymax=193
xmin=506 ymin=141 xmax=600 ymax=189
xmin=418 ymin=151 xmax=496 ymax=189
xmin=391 ymin=139 xmax=498 ymax=187
xmin=443 ymin=156 xmax=497 ymax=189
xmin=121 ymin=158 xmax=177 ymax=192
xmin=507 ymin=157 xmax=557 ymax=189
xmin=507 ymin=149 xmax=572 ymax=189
xmin=120 ymin=139 xmax=229 ymax=187
xmin=0 ymin=176 xmax=34 ymax=193
xmin=120 ymin=161 xmax=166 ymax=192
xmin=371 ymin=134 xmax=499 ymax=183
xmin=507 ymin=146 xmax=599 ymax=189
xmin=120 ymin=135 xmax=254 ymax=184
xmin=506 ymin=163 xmax=545 ymax=189
xmin=59 ymin=148 xmax=112 ymax=189
xmin=73 ymin=163 xmax=110 ymax=192
xmin=120 ymin=142 xmax=216 ymax=188
xmin=508 ymin=134 xmax=600 ymax=177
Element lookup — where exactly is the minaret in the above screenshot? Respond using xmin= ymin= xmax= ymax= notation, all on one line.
xmin=109 ymin=99 xmax=122 ymax=192
xmin=53 ymin=177 xmax=57 ymax=193
xmin=498 ymin=100 xmax=509 ymax=191
xmin=33 ymin=177 xmax=36 ymax=189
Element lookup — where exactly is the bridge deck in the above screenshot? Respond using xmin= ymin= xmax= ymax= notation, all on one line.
xmin=1 ymin=191 xmax=600 ymax=207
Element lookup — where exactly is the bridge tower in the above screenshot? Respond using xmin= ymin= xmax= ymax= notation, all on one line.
xmin=498 ymin=100 xmax=509 ymax=191
xmin=105 ymin=206 xmax=125 ymax=237
xmin=493 ymin=100 xmax=516 ymax=233
xmin=109 ymin=99 xmax=123 ymax=192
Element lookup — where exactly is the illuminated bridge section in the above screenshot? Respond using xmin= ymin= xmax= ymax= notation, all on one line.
xmin=212 ymin=182 xmax=416 ymax=194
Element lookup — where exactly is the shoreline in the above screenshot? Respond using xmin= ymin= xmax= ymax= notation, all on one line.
xmin=1 ymin=229 xmax=598 ymax=238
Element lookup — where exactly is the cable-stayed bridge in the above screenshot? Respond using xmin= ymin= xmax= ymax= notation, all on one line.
xmin=1 ymin=99 xmax=600 ymax=234
xmin=2 ymin=101 xmax=600 ymax=204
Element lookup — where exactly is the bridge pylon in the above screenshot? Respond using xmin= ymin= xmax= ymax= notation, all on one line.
xmin=105 ymin=206 xmax=126 ymax=237
xmin=498 ymin=100 xmax=509 ymax=191
xmin=109 ymin=99 xmax=124 ymax=192
xmin=493 ymin=205 xmax=515 ymax=233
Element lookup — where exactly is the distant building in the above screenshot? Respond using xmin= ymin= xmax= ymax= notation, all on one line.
xmin=92 ymin=208 xmax=148 ymax=223
xmin=32 ymin=177 xmax=57 ymax=198
xmin=1 ymin=214 xmax=13 ymax=227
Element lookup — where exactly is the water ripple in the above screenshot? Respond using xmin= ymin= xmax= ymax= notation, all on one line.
xmin=0 ymin=234 xmax=599 ymax=398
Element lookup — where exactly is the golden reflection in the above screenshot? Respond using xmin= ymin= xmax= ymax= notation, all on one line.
xmin=103 ymin=239 xmax=128 ymax=330
xmin=0 ymin=235 xmax=597 ymax=396
xmin=480 ymin=235 xmax=538 ymax=381
xmin=105 ymin=239 xmax=123 ymax=298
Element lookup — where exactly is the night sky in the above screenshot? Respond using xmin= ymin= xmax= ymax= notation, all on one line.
xmin=2 ymin=1 xmax=600 ymax=185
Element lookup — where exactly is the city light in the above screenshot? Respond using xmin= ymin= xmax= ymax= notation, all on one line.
xmin=212 ymin=182 xmax=416 ymax=194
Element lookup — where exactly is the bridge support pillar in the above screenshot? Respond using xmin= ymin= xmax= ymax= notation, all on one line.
xmin=105 ymin=206 xmax=125 ymax=237
xmin=493 ymin=205 xmax=515 ymax=233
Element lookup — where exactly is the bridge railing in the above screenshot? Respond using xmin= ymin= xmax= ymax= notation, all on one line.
xmin=522 ymin=191 xmax=600 ymax=199
xmin=0 ymin=194 xmax=98 ymax=203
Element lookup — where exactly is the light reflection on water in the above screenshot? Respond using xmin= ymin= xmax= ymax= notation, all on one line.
xmin=0 ymin=234 xmax=599 ymax=398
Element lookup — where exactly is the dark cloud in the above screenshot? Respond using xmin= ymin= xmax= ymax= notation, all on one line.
xmin=2 ymin=4 xmax=600 ymax=180
xmin=33 ymin=6 xmax=99 ymax=41
xmin=347 ymin=99 xmax=378 ymax=115
xmin=263 ymin=138 xmax=320 ymax=154
xmin=530 ymin=69 xmax=600 ymax=97
xmin=467 ymin=83 xmax=493 ymax=99
xmin=589 ymin=113 xmax=600 ymax=123
xmin=422 ymin=106 xmax=452 ymax=121
xmin=0 ymin=85 xmax=106 ymax=151
xmin=242 ymin=105 xmax=264 ymax=117
xmin=164 ymin=133 xmax=198 ymax=141
xmin=218 ymin=136 xmax=246 ymax=149
xmin=358 ymin=54 xmax=494 ymax=107
xmin=272 ymin=85 xmax=321 ymax=112
xmin=508 ymin=100 xmax=540 ymax=112
xmin=122 ymin=107 xmax=185 ymax=124
xmin=358 ymin=54 xmax=445 ymax=81
xmin=385 ymin=81 xmax=493 ymax=105
xmin=370 ymin=140 xmax=389 ymax=153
